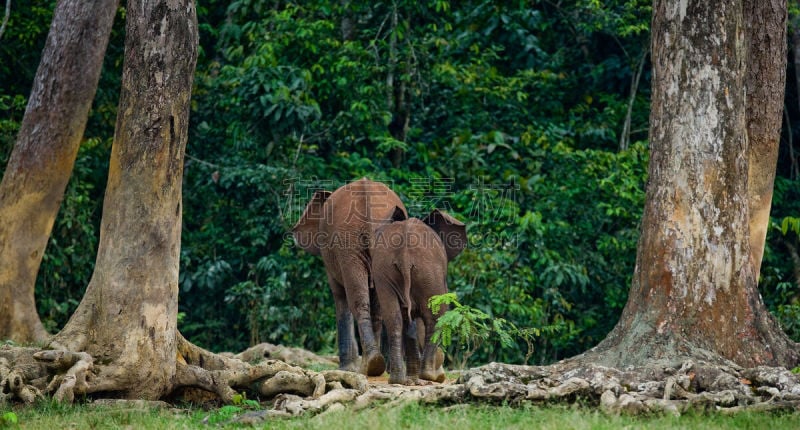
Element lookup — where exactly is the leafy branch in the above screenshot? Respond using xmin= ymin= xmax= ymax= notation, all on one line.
xmin=429 ymin=293 xmax=564 ymax=368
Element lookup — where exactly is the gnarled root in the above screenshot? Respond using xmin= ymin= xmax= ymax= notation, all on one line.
xmin=3 ymin=344 xmax=131 ymax=404
xmin=320 ymin=369 xmax=368 ymax=392
xmin=236 ymin=382 xmax=467 ymax=423
xmin=0 ymin=357 xmax=42 ymax=404
xmin=231 ymin=343 xmax=338 ymax=368
xmin=174 ymin=352 xmax=312 ymax=403
xmin=256 ymin=369 xmax=325 ymax=398
xmin=231 ymin=379 xmax=468 ymax=424
xmin=458 ymin=359 xmax=800 ymax=415
xmin=352 ymin=383 xmax=467 ymax=410
xmin=8 ymin=333 xmax=798 ymax=418
xmin=172 ymin=333 xmax=368 ymax=405
xmin=34 ymin=350 xmax=93 ymax=403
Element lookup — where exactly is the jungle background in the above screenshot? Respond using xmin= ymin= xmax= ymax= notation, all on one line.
xmin=0 ymin=0 xmax=798 ymax=366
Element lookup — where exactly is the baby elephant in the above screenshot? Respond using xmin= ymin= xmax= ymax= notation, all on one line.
xmin=372 ymin=208 xmax=466 ymax=384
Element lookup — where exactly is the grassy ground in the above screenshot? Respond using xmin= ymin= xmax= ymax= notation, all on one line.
xmin=4 ymin=401 xmax=800 ymax=430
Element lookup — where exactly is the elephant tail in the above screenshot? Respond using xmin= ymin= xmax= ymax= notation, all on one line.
xmin=395 ymin=262 xmax=413 ymax=321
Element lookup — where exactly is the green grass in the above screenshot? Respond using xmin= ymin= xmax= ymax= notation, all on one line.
xmin=4 ymin=401 xmax=800 ymax=429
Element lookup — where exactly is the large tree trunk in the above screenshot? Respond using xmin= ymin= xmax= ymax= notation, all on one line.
xmin=745 ymin=0 xmax=787 ymax=277
xmin=591 ymin=0 xmax=799 ymax=368
xmin=49 ymin=0 xmax=198 ymax=399
xmin=0 ymin=0 xmax=118 ymax=343
xmin=1 ymin=0 xmax=380 ymax=406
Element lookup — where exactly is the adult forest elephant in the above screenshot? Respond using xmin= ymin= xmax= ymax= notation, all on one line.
xmin=292 ymin=178 xmax=407 ymax=375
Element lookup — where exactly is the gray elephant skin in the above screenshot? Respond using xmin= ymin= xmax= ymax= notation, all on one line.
xmin=372 ymin=207 xmax=466 ymax=384
xmin=292 ymin=178 xmax=407 ymax=376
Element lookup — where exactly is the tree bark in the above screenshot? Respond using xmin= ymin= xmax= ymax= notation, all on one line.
xmin=745 ymin=0 xmax=787 ymax=277
xmin=50 ymin=0 xmax=198 ymax=399
xmin=0 ymin=0 xmax=118 ymax=343
xmin=591 ymin=0 xmax=799 ymax=368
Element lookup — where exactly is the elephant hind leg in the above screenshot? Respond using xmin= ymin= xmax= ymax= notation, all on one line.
xmin=329 ymin=277 xmax=359 ymax=372
xmin=336 ymin=313 xmax=360 ymax=373
xmin=362 ymin=342 xmax=385 ymax=376
xmin=403 ymin=317 xmax=421 ymax=381
xmin=370 ymin=287 xmax=387 ymax=363
xmin=341 ymin=265 xmax=385 ymax=376
xmin=356 ymin=305 xmax=385 ymax=376
xmin=380 ymin=296 xmax=406 ymax=384
xmin=420 ymin=344 xmax=445 ymax=382
xmin=419 ymin=304 xmax=446 ymax=383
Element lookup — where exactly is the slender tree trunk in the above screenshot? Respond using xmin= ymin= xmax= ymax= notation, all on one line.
xmin=0 ymin=0 xmax=118 ymax=343
xmin=50 ymin=0 xmax=198 ymax=399
xmin=784 ymin=107 xmax=796 ymax=179
xmin=591 ymin=0 xmax=799 ymax=368
xmin=386 ymin=3 xmax=408 ymax=167
xmin=618 ymin=47 xmax=648 ymax=152
xmin=340 ymin=0 xmax=354 ymax=41
xmin=745 ymin=0 xmax=787 ymax=277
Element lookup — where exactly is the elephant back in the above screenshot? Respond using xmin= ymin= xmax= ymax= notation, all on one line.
xmin=373 ymin=218 xmax=448 ymax=269
xmin=321 ymin=178 xmax=407 ymax=240
xmin=404 ymin=218 xmax=448 ymax=265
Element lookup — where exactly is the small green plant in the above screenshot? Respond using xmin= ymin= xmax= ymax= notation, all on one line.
xmin=0 ymin=412 xmax=18 ymax=427
xmin=202 ymin=391 xmax=260 ymax=424
xmin=231 ymin=391 xmax=260 ymax=409
xmin=429 ymin=293 xmax=561 ymax=368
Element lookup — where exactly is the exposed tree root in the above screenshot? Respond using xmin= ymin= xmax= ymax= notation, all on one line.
xmin=172 ymin=333 xmax=368 ymax=404
xmin=89 ymin=399 xmax=172 ymax=409
xmin=228 ymin=343 xmax=338 ymax=368
xmin=226 ymin=356 xmax=800 ymax=424
xmin=0 ymin=333 xmax=369 ymax=408
xmin=35 ymin=349 xmax=93 ymax=403
xmin=0 ymin=356 xmax=42 ymax=404
xmin=1 ymin=334 xmax=361 ymax=406
xmin=454 ymin=359 xmax=800 ymax=415
xmin=4 ymin=341 xmax=800 ymax=422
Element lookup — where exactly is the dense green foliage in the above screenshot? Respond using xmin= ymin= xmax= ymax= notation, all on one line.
xmin=0 ymin=1 xmax=798 ymax=366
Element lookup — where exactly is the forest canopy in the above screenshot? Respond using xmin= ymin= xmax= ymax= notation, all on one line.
xmin=1 ymin=0 xmax=798 ymax=366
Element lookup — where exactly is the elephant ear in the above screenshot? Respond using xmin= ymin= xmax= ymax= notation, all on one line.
xmin=390 ymin=205 xmax=407 ymax=223
xmin=291 ymin=190 xmax=332 ymax=255
xmin=422 ymin=210 xmax=467 ymax=261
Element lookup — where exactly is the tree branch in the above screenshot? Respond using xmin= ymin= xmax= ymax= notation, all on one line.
xmin=619 ymin=47 xmax=648 ymax=151
xmin=0 ymin=0 xmax=10 ymax=41
xmin=784 ymin=107 xmax=798 ymax=180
